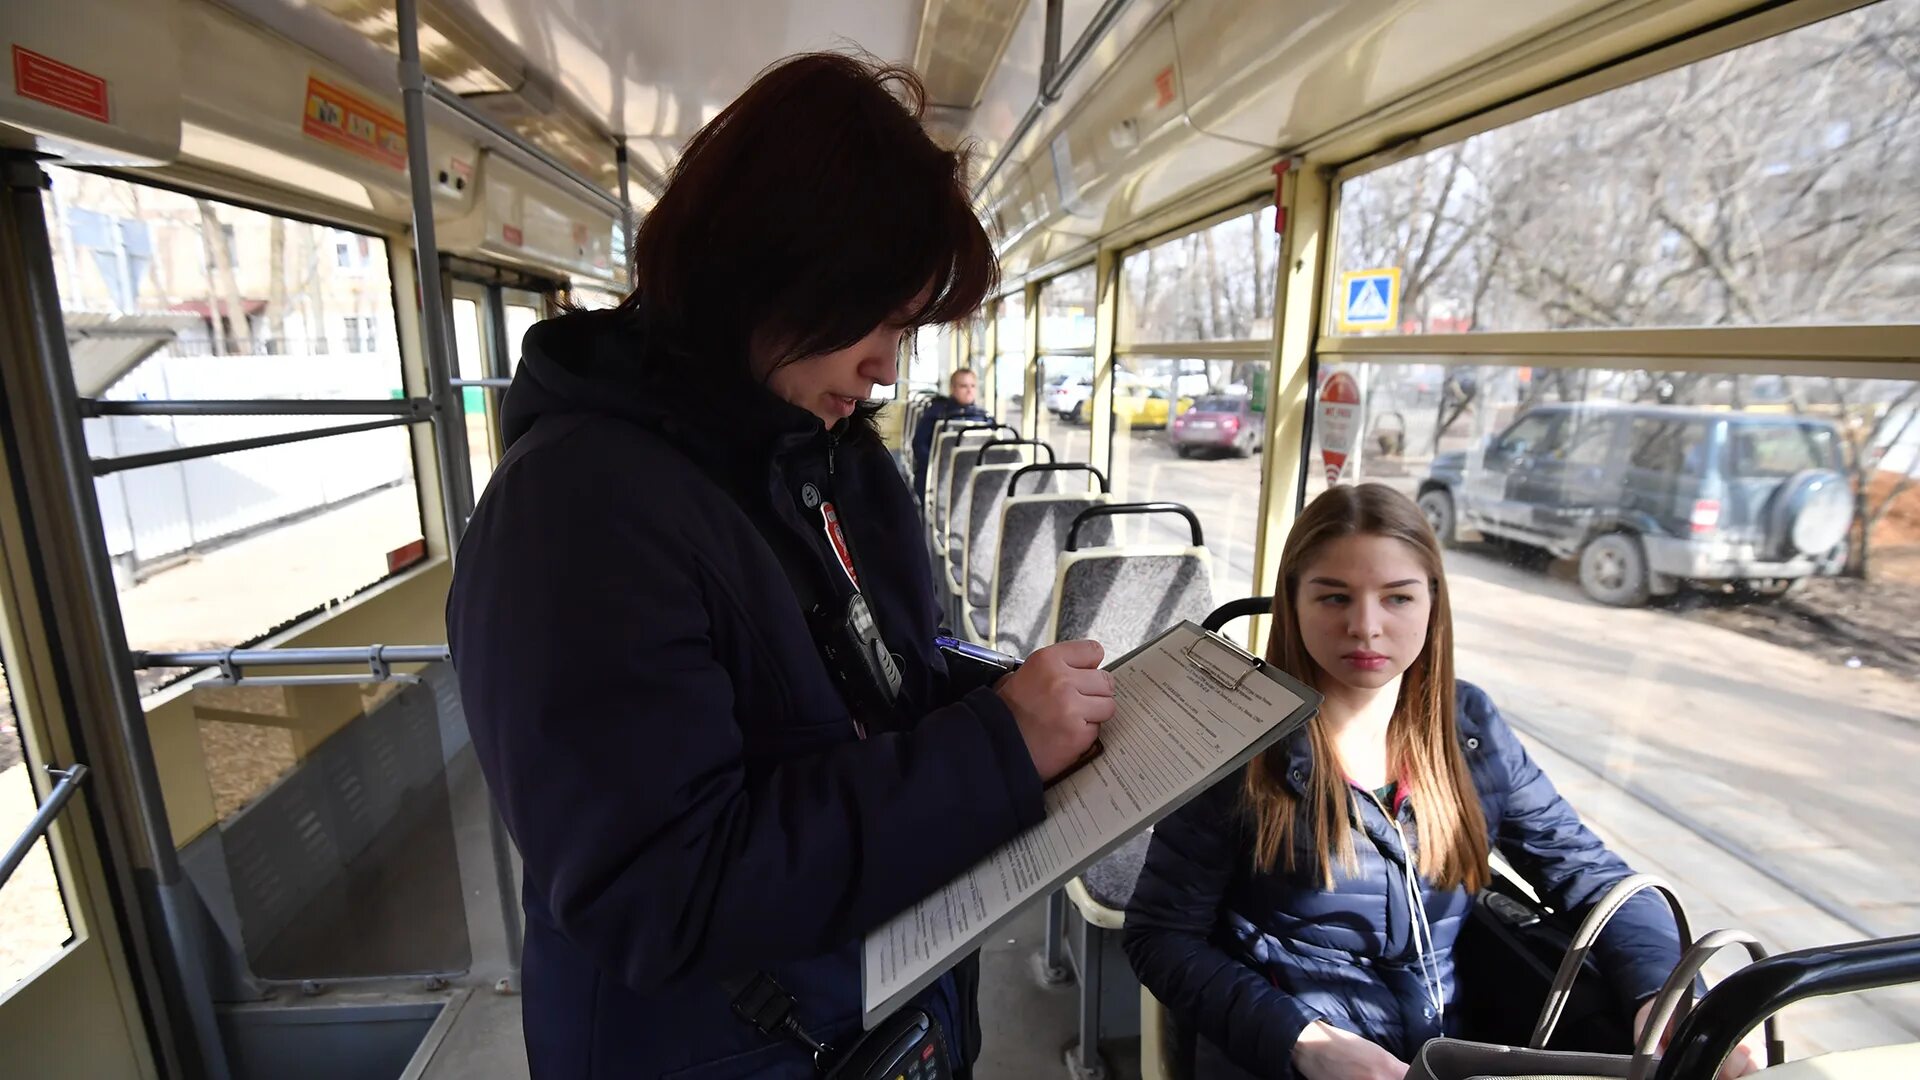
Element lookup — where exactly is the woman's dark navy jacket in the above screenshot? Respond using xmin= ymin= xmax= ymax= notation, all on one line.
xmin=1123 ymin=681 xmax=1683 ymax=1079
xmin=446 ymin=309 xmax=1045 ymax=1078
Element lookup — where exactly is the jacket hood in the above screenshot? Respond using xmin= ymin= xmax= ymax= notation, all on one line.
xmin=501 ymin=306 xmax=880 ymax=464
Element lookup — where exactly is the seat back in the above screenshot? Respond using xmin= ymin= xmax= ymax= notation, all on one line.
xmin=932 ymin=425 xmax=1008 ymax=548
xmin=947 ymin=439 xmax=1053 ymax=591
xmin=961 ymin=463 xmax=1055 ymax=641
xmin=991 ymin=493 xmax=1112 ymax=655
xmin=923 ymin=422 xmax=990 ymax=518
xmin=1047 ymin=503 xmax=1214 ymax=656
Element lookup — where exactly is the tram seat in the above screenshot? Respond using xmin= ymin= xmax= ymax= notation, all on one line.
xmin=944 ymin=441 xmax=1029 ymax=583
xmin=944 ymin=438 xmax=1052 ymax=595
xmin=953 ymin=460 xmax=1036 ymax=639
xmin=990 ymin=476 xmax=1113 ymax=655
xmin=925 ymin=424 xmax=995 ymax=535
xmin=1045 ymin=503 xmax=1215 ymax=657
xmin=958 ymin=461 xmax=1078 ymax=642
xmin=920 ymin=419 xmax=989 ymax=509
xmin=1058 ymin=829 xmax=1155 ymax=1079
xmin=932 ymin=426 xmax=1006 ymax=552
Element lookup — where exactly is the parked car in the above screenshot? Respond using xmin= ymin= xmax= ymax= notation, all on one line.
xmin=1048 ymin=377 xmax=1191 ymax=428
xmin=1169 ymin=394 xmax=1262 ymax=457
xmin=1416 ymin=403 xmax=1853 ymax=606
xmin=1047 ymin=376 xmax=1091 ymax=419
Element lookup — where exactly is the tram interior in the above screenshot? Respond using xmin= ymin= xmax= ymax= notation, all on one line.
xmin=1 ymin=1 xmax=1918 ymax=1078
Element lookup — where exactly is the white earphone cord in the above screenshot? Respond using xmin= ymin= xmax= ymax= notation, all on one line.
xmin=1368 ymin=792 xmax=1446 ymax=1025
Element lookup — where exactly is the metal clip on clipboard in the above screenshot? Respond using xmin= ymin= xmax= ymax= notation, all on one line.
xmin=1182 ymin=629 xmax=1265 ymax=692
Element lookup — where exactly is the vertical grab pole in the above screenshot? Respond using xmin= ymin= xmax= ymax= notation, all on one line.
xmin=397 ymin=0 xmax=524 ymax=990
xmin=396 ymin=0 xmax=474 ymax=550
xmin=616 ymin=140 xmax=636 ymax=289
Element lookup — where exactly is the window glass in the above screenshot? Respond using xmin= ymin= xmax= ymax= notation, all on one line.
xmin=1626 ymin=417 xmax=1713 ymax=476
xmin=911 ymin=324 xmax=948 ymax=399
xmin=502 ymin=291 xmax=543 ymax=375
xmin=1038 ymin=266 xmax=1096 ymax=353
xmin=1310 ymin=359 xmax=1920 ymax=1054
xmin=452 ymin=296 xmax=495 ymax=496
xmin=1035 ymin=269 xmax=1098 ymax=464
xmin=0 ymin=663 xmax=75 ymax=992
xmin=1123 ymin=205 xmax=1278 ymax=343
xmin=1034 ymin=359 xmax=1094 ymax=465
xmin=44 ymin=170 xmax=425 ymax=694
xmin=1107 ymin=356 xmax=1267 ymax=630
xmin=1564 ymin=413 xmax=1617 ymax=467
xmin=994 ymin=293 xmax=1027 ymax=430
xmin=1331 ymin=2 xmax=1920 ymax=333
xmin=1730 ymin=424 xmax=1841 ymax=477
xmin=1496 ymin=413 xmax=1563 ymax=459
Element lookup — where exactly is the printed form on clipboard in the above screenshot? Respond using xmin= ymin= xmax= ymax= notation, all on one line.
xmin=861 ymin=620 xmax=1321 ymax=1027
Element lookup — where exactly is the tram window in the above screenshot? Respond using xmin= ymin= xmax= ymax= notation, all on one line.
xmin=1107 ymin=206 xmax=1278 ymax=637
xmin=1035 ymin=267 xmax=1096 ymax=464
xmin=453 ymin=296 xmax=497 ymax=494
xmin=0 ymin=665 xmax=75 ymax=993
xmin=40 ymin=170 xmax=426 ymax=696
xmin=1122 ymin=205 xmax=1278 ymax=344
xmin=1330 ymin=1 xmax=1920 ymax=334
xmin=502 ymin=293 xmax=542 ymax=374
xmin=1312 ymin=359 xmax=1920 ymax=1054
xmin=906 ymin=324 xmax=941 ymax=399
xmin=992 ymin=291 xmax=1027 ymax=427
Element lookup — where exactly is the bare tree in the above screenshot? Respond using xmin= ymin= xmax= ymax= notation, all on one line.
xmin=196 ymin=198 xmax=252 ymax=354
xmin=265 ymin=217 xmax=288 ymax=353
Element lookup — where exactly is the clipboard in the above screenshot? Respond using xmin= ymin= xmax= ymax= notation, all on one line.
xmin=860 ymin=620 xmax=1321 ymax=1027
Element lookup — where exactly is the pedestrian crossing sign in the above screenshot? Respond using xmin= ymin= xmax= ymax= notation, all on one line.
xmin=1336 ymin=268 xmax=1401 ymax=333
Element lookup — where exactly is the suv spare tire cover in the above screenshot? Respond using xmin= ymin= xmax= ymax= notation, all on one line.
xmin=1771 ymin=469 xmax=1854 ymax=557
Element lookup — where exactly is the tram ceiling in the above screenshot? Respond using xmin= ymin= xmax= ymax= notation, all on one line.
xmin=972 ymin=0 xmax=1810 ymax=270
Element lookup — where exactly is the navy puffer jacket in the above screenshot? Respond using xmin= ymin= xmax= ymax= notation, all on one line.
xmin=1123 ymin=681 xmax=1682 ymax=1079
xmin=448 ymin=308 xmax=1045 ymax=1078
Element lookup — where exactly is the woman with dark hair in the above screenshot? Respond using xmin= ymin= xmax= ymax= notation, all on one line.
xmin=447 ymin=54 xmax=1112 ymax=1078
xmin=1123 ymin=484 xmax=1755 ymax=1080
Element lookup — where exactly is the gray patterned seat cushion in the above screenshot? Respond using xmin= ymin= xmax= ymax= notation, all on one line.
xmin=946 ymin=446 xmax=1025 ymax=587
xmin=1081 ymin=829 xmax=1155 ymax=913
xmin=1052 ymin=552 xmax=1215 ymax=658
xmin=962 ymin=462 xmax=1043 ymax=640
xmin=933 ymin=430 xmax=996 ymax=544
xmin=993 ymin=496 xmax=1111 ymax=655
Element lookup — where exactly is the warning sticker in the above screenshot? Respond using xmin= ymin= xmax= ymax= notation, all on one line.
xmin=302 ymin=76 xmax=406 ymax=171
xmin=12 ymin=46 xmax=110 ymax=124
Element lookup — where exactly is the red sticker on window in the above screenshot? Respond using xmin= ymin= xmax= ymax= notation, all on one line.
xmin=502 ymin=224 xmax=524 ymax=246
xmin=12 ymin=46 xmax=110 ymax=124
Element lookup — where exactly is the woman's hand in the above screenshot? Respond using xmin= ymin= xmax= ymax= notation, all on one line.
xmin=995 ymin=639 xmax=1113 ymax=782
xmin=1633 ymin=999 xmax=1759 ymax=1079
xmin=1291 ymin=1020 xmax=1409 ymax=1080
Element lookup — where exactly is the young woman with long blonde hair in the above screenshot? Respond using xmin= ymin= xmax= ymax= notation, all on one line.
xmin=1124 ymin=483 xmax=1754 ymax=1080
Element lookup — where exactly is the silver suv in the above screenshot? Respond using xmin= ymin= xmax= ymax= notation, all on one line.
xmin=1418 ymin=404 xmax=1854 ymax=606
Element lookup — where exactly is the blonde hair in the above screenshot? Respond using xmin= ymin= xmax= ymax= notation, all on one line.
xmin=1244 ymin=483 xmax=1488 ymax=891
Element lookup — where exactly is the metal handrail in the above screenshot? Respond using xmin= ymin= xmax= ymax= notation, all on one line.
xmin=80 ymin=398 xmax=433 ymax=418
xmin=91 ymin=416 xmax=424 ymax=475
xmin=132 ymin=644 xmax=451 ymax=688
xmin=0 ymin=764 xmax=88 ymax=893
xmin=451 ymin=378 xmax=513 ymax=389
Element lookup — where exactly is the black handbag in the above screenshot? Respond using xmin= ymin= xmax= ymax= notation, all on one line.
xmin=1451 ymin=864 xmax=1636 ymax=1052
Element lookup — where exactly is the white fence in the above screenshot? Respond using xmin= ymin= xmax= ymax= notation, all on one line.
xmin=87 ymin=351 xmax=415 ymax=577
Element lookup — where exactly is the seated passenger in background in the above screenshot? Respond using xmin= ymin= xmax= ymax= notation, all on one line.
xmin=1123 ymin=483 xmax=1756 ymax=1080
xmin=912 ymin=367 xmax=990 ymax=498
